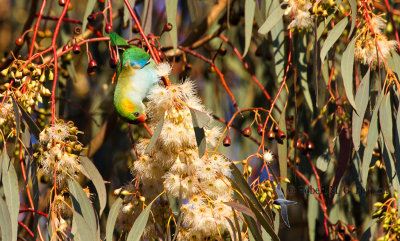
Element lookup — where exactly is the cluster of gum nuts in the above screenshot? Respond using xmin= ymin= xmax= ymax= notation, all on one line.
xmin=373 ymin=192 xmax=400 ymax=241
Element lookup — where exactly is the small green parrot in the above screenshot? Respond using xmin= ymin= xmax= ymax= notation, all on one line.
xmin=113 ymin=47 xmax=159 ymax=124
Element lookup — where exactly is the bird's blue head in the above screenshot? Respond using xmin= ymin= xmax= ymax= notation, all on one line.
xmin=121 ymin=47 xmax=151 ymax=69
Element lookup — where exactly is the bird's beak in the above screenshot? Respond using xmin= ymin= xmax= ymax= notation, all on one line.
xmin=131 ymin=113 xmax=146 ymax=124
xmin=137 ymin=113 xmax=146 ymax=122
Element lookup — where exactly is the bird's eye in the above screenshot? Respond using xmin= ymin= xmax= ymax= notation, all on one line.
xmin=133 ymin=112 xmax=140 ymax=117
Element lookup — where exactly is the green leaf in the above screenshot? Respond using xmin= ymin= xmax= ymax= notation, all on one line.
xmin=16 ymin=101 xmax=41 ymax=140
xmin=352 ymin=68 xmax=370 ymax=151
xmin=316 ymin=148 xmax=331 ymax=172
xmin=1 ymin=149 xmax=19 ymax=241
xmin=297 ymin=34 xmax=314 ymax=112
xmin=341 ymin=37 xmax=358 ymax=112
xmin=109 ymin=32 xmax=129 ymax=46
xmin=72 ymin=210 xmax=96 ymax=241
xmin=308 ymin=176 xmax=318 ymax=241
xmin=317 ymin=14 xmax=334 ymax=41
xmin=190 ymin=109 xmax=208 ymax=157
xmin=348 ymin=0 xmax=357 ymax=36
xmin=362 ymin=93 xmax=384 ymax=188
xmin=225 ymin=201 xmax=257 ymax=220
xmin=126 ymin=199 xmax=156 ymax=241
xmin=258 ymin=5 xmax=284 ymax=35
xmin=106 ymin=198 xmax=122 ymax=241
xmin=145 ymin=112 xmax=165 ymax=154
xmin=244 ymin=0 xmax=256 ymax=56
xmin=243 ymin=214 xmax=263 ymax=241
xmin=123 ymin=0 xmax=136 ymax=24
xmin=189 ymin=108 xmax=210 ymax=128
xmin=79 ymin=156 xmax=107 ymax=216
xmin=320 ymin=17 xmax=348 ymax=63
xmin=387 ymin=52 xmax=400 ymax=78
xmin=229 ymin=164 xmax=279 ymax=241
xmin=141 ymin=0 xmax=153 ymax=35
xmin=233 ymin=208 xmax=243 ymax=241
xmin=379 ymin=92 xmax=394 ymax=153
xmin=225 ymin=217 xmax=237 ymax=241
xmin=166 ymin=0 xmax=178 ymax=50
xmin=82 ymin=0 xmax=96 ymax=35
xmin=68 ymin=178 xmax=99 ymax=240
xmin=0 ymin=197 xmax=12 ymax=241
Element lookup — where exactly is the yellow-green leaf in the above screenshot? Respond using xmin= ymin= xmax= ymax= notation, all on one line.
xmin=244 ymin=0 xmax=256 ymax=56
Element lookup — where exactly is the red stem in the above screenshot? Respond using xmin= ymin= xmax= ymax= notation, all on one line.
xmin=123 ymin=0 xmax=159 ymax=65
xmin=219 ymin=34 xmax=273 ymax=103
xmin=29 ymin=0 xmax=47 ymax=58
xmin=178 ymin=46 xmax=239 ymax=111
xmin=18 ymin=221 xmax=35 ymax=238
xmin=50 ymin=0 xmax=70 ymax=124
xmin=19 ymin=209 xmax=49 ymax=218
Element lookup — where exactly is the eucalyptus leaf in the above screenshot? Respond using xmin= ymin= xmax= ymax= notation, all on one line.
xmin=308 ymin=176 xmax=318 ymax=241
xmin=317 ymin=14 xmax=334 ymax=41
xmin=225 ymin=201 xmax=257 ymax=220
xmin=123 ymin=0 xmax=136 ymax=24
xmin=0 ymin=197 xmax=12 ymax=241
xmin=348 ymin=0 xmax=357 ymax=36
xmin=379 ymin=92 xmax=394 ymax=153
xmin=320 ymin=17 xmax=348 ymax=63
xmin=126 ymin=199 xmax=156 ymax=241
xmin=229 ymin=164 xmax=279 ymax=241
xmin=16 ymin=100 xmax=41 ymax=140
xmin=387 ymin=52 xmax=400 ymax=78
xmin=316 ymin=148 xmax=331 ymax=172
xmin=81 ymin=0 xmax=96 ymax=35
xmin=166 ymin=0 xmax=178 ymax=50
xmin=341 ymin=37 xmax=358 ymax=112
xmin=68 ymin=178 xmax=99 ymax=240
xmin=362 ymin=93 xmax=384 ymax=188
xmin=243 ymin=214 xmax=263 ymax=241
xmin=190 ymin=109 xmax=207 ymax=157
xmin=141 ymin=0 xmax=153 ymax=35
xmin=2 ymin=148 xmax=19 ymax=241
xmin=258 ymin=5 xmax=284 ymax=35
xmin=352 ymin=68 xmax=370 ymax=151
xmin=106 ymin=198 xmax=122 ymax=241
xmin=244 ymin=0 xmax=256 ymax=56
xmin=79 ymin=156 xmax=107 ymax=216
xmin=72 ymin=210 xmax=96 ymax=241
xmin=225 ymin=217 xmax=237 ymax=241
xmin=145 ymin=112 xmax=165 ymax=154
xmin=189 ymin=108 xmax=210 ymax=128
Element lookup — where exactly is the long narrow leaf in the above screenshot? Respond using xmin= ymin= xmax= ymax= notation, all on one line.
xmin=362 ymin=93 xmax=384 ymax=188
xmin=81 ymin=0 xmax=96 ymax=34
xmin=0 ymin=197 xmax=12 ymax=241
xmin=258 ymin=5 xmax=284 ymax=35
xmin=379 ymin=93 xmax=394 ymax=153
xmin=2 ymin=149 xmax=19 ymax=241
xmin=320 ymin=17 xmax=348 ymax=63
xmin=80 ymin=156 xmax=107 ymax=216
xmin=68 ymin=178 xmax=99 ymax=240
xmin=106 ymin=198 xmax=123 ymax=241
xmin=244 ymin=0 xmax=256 ymax=56
xmin=352 ymin=68 xmax=370 ymax=151
xmin=166 ymin=0 xmax=178 ymax=50
xmin=341 ymin=37 xmax=358 ymax=112
xmin=126 ymin=199 xmax=156 ymax=241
